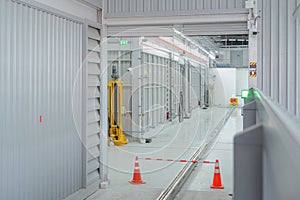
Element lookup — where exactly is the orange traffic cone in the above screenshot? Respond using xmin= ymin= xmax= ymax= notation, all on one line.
xmin=129 ymin=156 xmax=146 ymax=184
xmin=210 ymin=159 xmax=224 ymax=189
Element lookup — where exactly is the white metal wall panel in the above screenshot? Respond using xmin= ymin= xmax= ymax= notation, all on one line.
xmin=140 ymin=53 xmax=170 ymax=130
xmin=200 ymin=67 xmax=207 ymax=106
xmin=258 ymin=0 xmax=300 ymax=199
xmin=270 ymin=0 xmax=279 ymax=102
xmin=191 ymin=66 xmax=201 ymax=109
xmin=277 ymin=0 xmax=288 ymax=108
xmin=171 ymin=62 xmax=182 ymax=118
xmin=235 ymin=68 xmax=248 ymax=96
xmin=104 ymin=0 xmax=248 ymax=37
xmin=105 ymin=0 xmax=245 ymax=16
xmin=0 ymin=0 xmax=83 ymax=199
xmin=259 ymin=0 xmax=298 ymax=117
xmin=296 ymin=4 xmax=300 ymax=117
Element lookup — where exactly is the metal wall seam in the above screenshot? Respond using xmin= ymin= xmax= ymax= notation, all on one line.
xmin=296 ymin=5 xmax=300 ymax=117
xmin=287 ymin=0 xmax=297 ymax=115
xmin=256 ymin=0 xmax=263 ymax=91
xmin=270 ymin=0 xmax=279 ymax=102
xmin=278 ymin=0 xmax=288 ymax=108
xmin=262 ymin=0 xmax=271 ymax=96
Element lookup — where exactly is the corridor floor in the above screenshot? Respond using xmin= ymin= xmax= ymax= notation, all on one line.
xmin=87 ymin=107 xmax=242 ymax=200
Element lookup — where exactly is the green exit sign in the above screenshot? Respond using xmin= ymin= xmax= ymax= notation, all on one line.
xmin=241 ymin=90 xmax=249 ymax=99
xmin=120 ymin=40 xmax=127 ymax=46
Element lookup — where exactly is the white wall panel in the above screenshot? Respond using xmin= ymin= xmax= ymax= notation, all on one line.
xmin=296 ymin=4 xmax=300 ymax=117
xmin=104 ymin=0 xmax=248 ymax=36
xmin=278 ymin=0 xmax=288 ymax=108
xmin=141 ymin=53 xmax=169 ymax=130
xmin=0 ymin=0 xmax=84 ymax=199
xmin=104 ymin=0 xmax=245 ymax=16
xmin=36 ymin=0 xmax=98 ymax=21
xmin=236 ymin=68 xmax=248 ymax=96
xmin=270 ymin=0 xmax=279 ymax=102
xmin=258 ymin=0 xmax=298 ymax=117
xmin=210 ymin=68 xmax=236 ymax=107
xmin=191 ymin=66 xmax=201 ymax=109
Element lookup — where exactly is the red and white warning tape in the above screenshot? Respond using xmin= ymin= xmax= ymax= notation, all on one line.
xmin=138 ymin=157 xmax=216 ymax=164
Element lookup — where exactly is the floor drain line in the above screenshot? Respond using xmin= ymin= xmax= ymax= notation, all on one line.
xmin=156 ymin=107 xmax=236 ymax=200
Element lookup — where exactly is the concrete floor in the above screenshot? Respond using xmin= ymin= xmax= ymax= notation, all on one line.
xmin=176 ymin=108 xmax=242 ymax=199
xmin=87 ymin=107 xmax=241 ymax=200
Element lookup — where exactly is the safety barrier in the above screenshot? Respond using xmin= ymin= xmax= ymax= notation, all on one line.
xmin=138 ymin=157 xmax=216 ymax=164
xmin=129 ymin=156 xmax=223 ymax=190
xmin=234 ymin=88 xmax=300 ymax=200
xmin=155 ymin=108 xmax=235 ymax=200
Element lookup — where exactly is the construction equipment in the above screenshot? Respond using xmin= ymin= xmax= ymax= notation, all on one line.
xmin=108 ymin=66 xmax=128 ymax=146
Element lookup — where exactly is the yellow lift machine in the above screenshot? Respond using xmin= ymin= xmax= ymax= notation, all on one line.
xmin=108 ymin=66 xmax=128 ymax=146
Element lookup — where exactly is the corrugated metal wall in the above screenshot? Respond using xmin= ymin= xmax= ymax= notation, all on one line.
xmin=200 ymin=66 xmax=209 ymax=107
xmin=169 ymin=61 xmax=182 ymax=119
xmin=297 ymin=2 xmax=300 ymax=117
xmin=105 ymin=0 xmax=245 ymax=16
xmin=0 ymin=0 xmax=86 ymax=199
xmin=141 ymin=53 xmax=168 ymax=130
xmin=258 ymin=0 xmax=300 ymax=117
xmin=191 ymin=66 xmax=201 ymax=109
xmin=103 ymin=0 xmax=248 ymax=37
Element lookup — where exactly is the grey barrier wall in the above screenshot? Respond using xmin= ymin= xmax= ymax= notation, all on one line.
xmin=234 ymin=89 xmax=300 ymax=200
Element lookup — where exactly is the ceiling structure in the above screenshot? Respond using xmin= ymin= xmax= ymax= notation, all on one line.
xmin=190 ymin=35 xmax=249 ymax=56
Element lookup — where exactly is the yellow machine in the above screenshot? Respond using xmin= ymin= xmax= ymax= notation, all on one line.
xmin=108 ymin=66 xmax=128 ymax=146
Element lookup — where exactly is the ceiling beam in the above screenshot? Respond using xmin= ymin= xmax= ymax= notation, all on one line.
xmin=104 ymin=11 xmax=248 ymax=26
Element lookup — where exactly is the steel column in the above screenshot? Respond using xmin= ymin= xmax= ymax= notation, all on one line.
xmin=100 ymin=25 xmax=108 ymax=187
